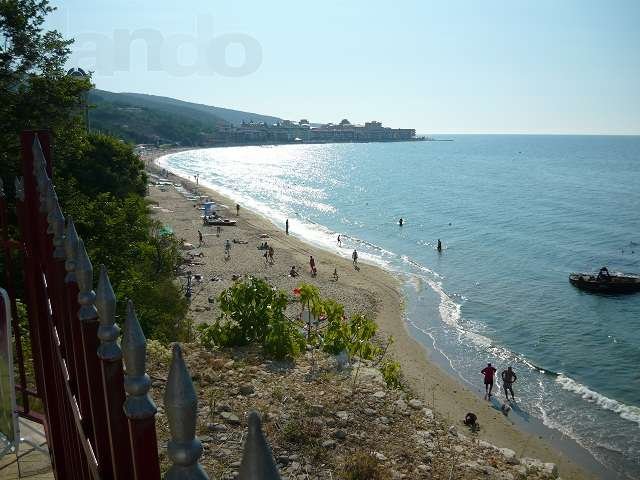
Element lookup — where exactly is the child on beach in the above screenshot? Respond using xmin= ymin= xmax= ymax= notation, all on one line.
xmin=352 ymin=249 xmax=358 ymax=266
xmin=224 ymin=239 xmax=231 ymax=259
xmin=332 ymin=268 xmax=339 ymax=281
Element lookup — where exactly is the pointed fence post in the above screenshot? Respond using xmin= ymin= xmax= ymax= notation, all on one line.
xmin=14 ymin=177 xmax=24 ymax=202
xmin=238 ymin=412 xmax=282 ymax=480
xmin=123 ymin=301 xmax=161 ymax=480
xmin=77 ymin=239 xmax=115 ymax=480
xmin=96 ymin=265 xmax=135 ymax=479
xmin=165 ymin=343 xmax=209 ymax=480
xmin=45 ymin=193 xmax=88 ymax=480
xmin=19 ymin=131 xmax=70 ymax=479
xmin=64 ymin=217 xmax=94 ymax=448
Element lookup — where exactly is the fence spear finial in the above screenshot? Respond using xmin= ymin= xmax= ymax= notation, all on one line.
xmin=64 ymin=217 xmax=79 ymax=282
xmin=32 ymin=134 xmax=46 ymax=170
xmin=164 ymin=343 xmax=209 ymax=480
xmin=49 ymin=201 xmax=66 ymax=259
xmin=76 ymin=238 xmax=97 ymax=323
xmin=14 ymin=177 xmax=24 ymax=202
xmin=123 ymin=300 xmax=156 ymax=419
xmin=0 ymin=177 xmax=4 ymax=198
xmin=96 ymin=265 xmax=121 ymax=361
xmin=238 ymin=412 xmax=281 ymax=480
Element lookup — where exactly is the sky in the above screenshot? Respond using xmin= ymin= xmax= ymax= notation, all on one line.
xmin=47 ymin=1 xmax=640 ymax=134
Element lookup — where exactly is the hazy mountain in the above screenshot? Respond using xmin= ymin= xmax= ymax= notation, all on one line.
xmin=90 ymin=90 xmax=282 ymax=126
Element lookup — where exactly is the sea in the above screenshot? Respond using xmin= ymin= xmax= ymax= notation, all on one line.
xmin=158 ymin=135 xmax=640 ymax=479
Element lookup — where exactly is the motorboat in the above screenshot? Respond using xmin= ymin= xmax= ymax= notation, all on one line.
xmin=569 ymin=267 xmax=640 ymax=293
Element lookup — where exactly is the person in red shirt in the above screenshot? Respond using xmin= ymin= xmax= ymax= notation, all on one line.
xmin=481 ymin=362 xmax=497 ymax=397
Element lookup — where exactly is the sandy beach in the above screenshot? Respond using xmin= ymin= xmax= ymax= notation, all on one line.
xmin=145 ymin=148 xmax=592 ymax=479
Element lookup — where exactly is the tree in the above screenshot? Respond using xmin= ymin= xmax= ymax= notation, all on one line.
xmin=1 ymin=1 xmax=189 ymax=345
xmin=0 ymin=0 xmax=90 ymax=200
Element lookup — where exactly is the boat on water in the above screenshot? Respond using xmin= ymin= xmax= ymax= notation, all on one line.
xmin=569 ymin=267 xmax=640 ymax=293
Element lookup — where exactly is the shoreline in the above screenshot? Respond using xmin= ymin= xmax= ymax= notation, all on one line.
xmin=145 ymin=147 xmax=596 ymax=479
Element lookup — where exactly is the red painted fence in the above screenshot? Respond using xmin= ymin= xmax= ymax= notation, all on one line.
xmin=0 ymin=131 xmax=281 ymax=479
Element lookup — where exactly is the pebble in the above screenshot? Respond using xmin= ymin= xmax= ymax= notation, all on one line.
xmin=498 ymin=447 xmax=518 ymax=465
xmin=408 ymin=399 xmax=423 ymax=409
xmin=336 ymin=411 xmax=349 ymax=420
xmin=322 ymin=439 xmax=337 ymax=448
xmin=333 ymin=430 xmax=347 ymax=440
xmin=372 ymin=391 xmax=386 ymax=398
xmin=393 ymin=399 xmax=408 ymax=412
xmin=239 ymin=383 xmax=255 ymax=395
xmin=422 ymin=407 xmax=434 ymax=420
xmin=374 ymin=452 xmax=387 ymax=461
xmin=220 ymin=411 xmax=241 ymax=425
xmin=308 ymin=404 xmax=324 ymax=415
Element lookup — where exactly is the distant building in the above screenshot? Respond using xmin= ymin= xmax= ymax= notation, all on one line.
xmin=211 ymin=119 xmax=417 ymax=145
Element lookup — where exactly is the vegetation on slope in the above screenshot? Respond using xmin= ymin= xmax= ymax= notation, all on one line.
xmin=0 ymin=0 xmax=188 ymax=342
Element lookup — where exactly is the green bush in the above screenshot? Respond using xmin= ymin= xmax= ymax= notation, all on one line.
xmin=263 ymin=292 xmax=306 ymax=360
xmin=323 ymin=311 xmax=381 ymax=361
xmin=380 ymin=360 xmax=402 ymax=389
xmin=198 ymin=277 xmax=304 ymax=360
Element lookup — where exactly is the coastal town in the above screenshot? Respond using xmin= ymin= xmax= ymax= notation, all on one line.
xmin=216 ymin=119 xmax=420 ymax=145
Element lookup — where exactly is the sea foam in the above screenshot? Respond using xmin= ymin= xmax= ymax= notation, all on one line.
xmin=556 ymin=374 xmax=640 ymax=427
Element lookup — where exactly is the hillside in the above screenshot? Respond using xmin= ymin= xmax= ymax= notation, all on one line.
xmin=88 ymin=89 xmax=284 ymax=146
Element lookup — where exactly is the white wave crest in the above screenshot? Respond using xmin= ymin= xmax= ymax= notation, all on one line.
xmin=556 ymin=374 xmax=640 ymax=427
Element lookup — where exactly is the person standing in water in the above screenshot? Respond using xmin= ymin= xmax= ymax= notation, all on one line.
xmin=285 ymin=219 xmax=289 ymax=235
xmin=437 ymin=239 xmax=442 ymax=252
xmin=352 ymin=249 xmax=358 ymax=266
xmin=337 ymin=234 xmax=342 ymax=246
xmin=399 ymin=218 xmax=404 ymax=226
xmin=501 ymin=366 xmax=517 ymax=401
xmin=236 ymin=203 xmax=240 ymax=216
xmin=481 ymin=362 xmax=497 ymax=397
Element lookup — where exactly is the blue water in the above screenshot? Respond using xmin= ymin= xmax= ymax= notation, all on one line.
xmin=159 ymin=135 xmax=640 ymax=478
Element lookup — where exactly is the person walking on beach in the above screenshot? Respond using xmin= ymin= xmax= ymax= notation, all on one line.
xmin=352 ymin=249 xmax=358 ymax=266
xmin=481 ymin=362 xmax=497 ymax=397
xmin=309 ymin=255 xmax=316 ymax=276
xmin=236 ymin=203 xmax=240 ymax=216
xmin=216 ymin=225 xmax=221 ymax=237
xmin=286 ymin=219 xmax=289 ymax=235
xmin=268 ymin=246 xmax=274 ymax=264
xmin=198 ymin=230 xmax=203 ymax=247
xmin=224 ymin=239 xmax=231 ymax=259
xmin=337 ymin=234 xmax=342 ymax=246
xmin=501 ymin=366 xmax=517 ymax=401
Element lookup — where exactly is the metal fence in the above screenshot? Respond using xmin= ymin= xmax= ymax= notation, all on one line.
xmin=0 ymin=130 xmax=281 ymax=479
